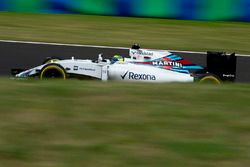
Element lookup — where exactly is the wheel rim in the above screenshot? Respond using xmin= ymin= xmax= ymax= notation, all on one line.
xmin=199 ymin=76 xmax=221 ymax=84
xmin=40 ymin=65 xmax=66 ymax=80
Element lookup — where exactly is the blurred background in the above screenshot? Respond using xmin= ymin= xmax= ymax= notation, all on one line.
xmin=0 ymin=0 xmax=250 ymax=21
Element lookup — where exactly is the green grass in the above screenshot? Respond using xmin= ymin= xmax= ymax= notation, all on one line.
xmin=0 ymin=12 xmax=250 ymax=54
xmin=0 ymin=78 xmax=250 ymax=167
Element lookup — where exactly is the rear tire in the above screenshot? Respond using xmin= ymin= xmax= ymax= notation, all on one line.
xmin=196 ymin=73 xmax=221 ymax=84
xmin=40 ymin=64 xmax=66 ymax=80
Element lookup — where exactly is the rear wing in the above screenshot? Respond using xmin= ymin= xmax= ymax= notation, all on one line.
xmin=206 ymin=51 xmax=236 ymax=82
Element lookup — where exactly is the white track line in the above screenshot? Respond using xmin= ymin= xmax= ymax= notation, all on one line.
xmin=0 ymin=39 xmax=128 ymax=50
xmin=0 ymin=39 xmax=249 ymax=57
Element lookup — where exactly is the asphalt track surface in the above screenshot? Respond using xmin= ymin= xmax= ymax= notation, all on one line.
xmin=0 ymin=40 xmax=249 ymax=82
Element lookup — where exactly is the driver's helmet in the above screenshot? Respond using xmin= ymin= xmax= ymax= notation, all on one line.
xmin=111 ymin=55 xmax=123 ymax=64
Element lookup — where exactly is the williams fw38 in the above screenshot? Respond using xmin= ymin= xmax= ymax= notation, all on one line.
xmin=12 ymin=45 xmax=236 ymax=83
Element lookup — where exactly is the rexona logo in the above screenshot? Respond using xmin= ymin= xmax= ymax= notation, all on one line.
xmin=152 ymin=61 xmax=183 ymax=68
xmin=121 ymin=71 xmax=156 ymax=81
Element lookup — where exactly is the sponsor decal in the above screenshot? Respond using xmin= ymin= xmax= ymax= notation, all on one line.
xmin=121 ymin=71 xmax=128 ymax=79
xmin=73 ymin=66 xmax=78 ymax=71
xmin=152 ymin=61 xmax=183 ymax=68
xmin=79 ymin=67 xmax=96 ymax=71
xmin=131 ymin=50 xmax=153 ymax=56
xmin=121 ymin=71 xmax=156 ymax=81
xmin=223 ymin=74 xmax=235 ymax=78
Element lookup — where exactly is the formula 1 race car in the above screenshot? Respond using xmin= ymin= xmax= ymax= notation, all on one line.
xmin=12 ymin=44 xmax=236 ymax=83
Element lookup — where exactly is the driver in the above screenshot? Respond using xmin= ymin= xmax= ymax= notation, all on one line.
xmin=111 ymin=55 xmax=124 ymax=64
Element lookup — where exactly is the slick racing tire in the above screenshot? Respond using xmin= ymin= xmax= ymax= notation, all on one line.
xmin=196 ymin=73 xmax=221 ymax=84
xmin=40 ymin=64 xmax=66 ymax=80
xmin=42 ymin=57 xmax=61 ymax=64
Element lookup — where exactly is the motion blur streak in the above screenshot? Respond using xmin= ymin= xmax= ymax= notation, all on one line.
xmin=0 ymin=0 xmax=250 ymax=21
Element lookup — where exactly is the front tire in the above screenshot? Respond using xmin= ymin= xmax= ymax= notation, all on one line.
xmin=42 ymin=57 xmax=61 ymax=64
xmin=40 ymin=64 xmax=66 ymax=80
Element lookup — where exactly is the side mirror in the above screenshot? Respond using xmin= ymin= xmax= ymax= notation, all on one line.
xmin=98 ymin=53 xmax=103 ymax=62
xmin=131 ymin=43 xmax=140 ymax=49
